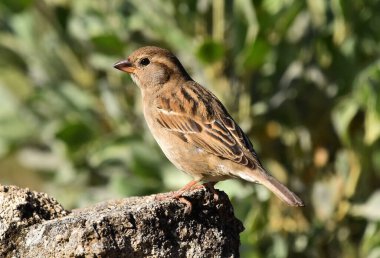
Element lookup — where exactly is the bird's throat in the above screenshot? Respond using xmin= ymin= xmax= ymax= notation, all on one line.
xmin=131 ymin=74 xmax=142 ymax=88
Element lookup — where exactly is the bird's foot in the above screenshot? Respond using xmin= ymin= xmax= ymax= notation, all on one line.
xmin=154 ymin=180 xmax=219 ymax=213
xmin=155 ymin=180 xmax=201 ymax=214
xmin=154 ymin=193 xmax=193 ymax=214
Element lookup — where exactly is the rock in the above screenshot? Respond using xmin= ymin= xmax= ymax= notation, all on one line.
xmin=0 ymin=185 xmax=244 ymax=257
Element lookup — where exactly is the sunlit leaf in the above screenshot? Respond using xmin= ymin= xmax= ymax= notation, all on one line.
xmin=364 ymin=110 xmax=380 ymax=145
xmin=312 ymin=177 xmax=341 ymax=221
xmin=332 ymin=98 xmax=359 ymax=144
xmin=353 ymin=60 xmax=380 ymax=144
xmin=351 ymin=191 xmax=380 ymax=221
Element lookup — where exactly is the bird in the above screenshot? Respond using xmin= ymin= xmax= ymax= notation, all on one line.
xmin=114 ymin=46 xmax=304 ymax=207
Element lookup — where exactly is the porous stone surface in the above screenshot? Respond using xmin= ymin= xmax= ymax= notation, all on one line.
xmin=0 ymin=185 xmax=244 ymax=257
xmin=0 ymin=185 xmax=69 ymax=255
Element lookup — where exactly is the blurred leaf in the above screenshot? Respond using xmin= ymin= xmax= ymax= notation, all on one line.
xmin=332 ymin=98 xmax=359 ymax=144
xmin=241 ymin=39 xmax=270 ymax=70
xmin=353 ymin=60 xmax=380 ymax=144
xmin=196 ymin=39 xmax=225 ymax=64
xmin=335 ymin=150 xmax=361 ymax=199
xmin=0 ymin=67 xmax=33 ymax=99
xmin=307 ymin=0 xmax=326 ymax=27
xmin=367 ymin=248 xmax=380 ymax=258
xmin=91 ymin=34 xmax=124 ymax=55
xmin=270 ymin=235 xmax=288 ymax=258
xmin=0 ymin=0 xmax=33 ymax=13
xmin=364 ymin=110 xmax=380 ymax=145
xmin=0 ymin=46 xmax=27 ymax=69
xmin=351 ymin=191 xmax=380 ymax=221
xmin=372 ymin=149 xmax=380 ymax=172
xmin=312 ymin=177 xmax=341 ymax=221
xmin=55 ymin=6 xmax=70 ymax=31
xmin=0 ymin=85 xmax=35 ymax=141
xmin=56 ymin=120 xmax=94 ymax=151
xmin=17 ymin=146 xmax=62 ymax=171
xmin=59 ymin=82 xmax=94 ymax=110
xmin=0 ymin=1 xmax=380 ymax=257
xmin=360 ymin=223 xmax=380 ymax=258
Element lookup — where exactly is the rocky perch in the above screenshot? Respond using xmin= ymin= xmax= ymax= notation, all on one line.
xmin=0 ymin=185 xmax=244 ymax=257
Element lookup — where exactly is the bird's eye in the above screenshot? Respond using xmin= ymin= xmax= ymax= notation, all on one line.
xmin=139 ymin=58 xmax=150 ymax=66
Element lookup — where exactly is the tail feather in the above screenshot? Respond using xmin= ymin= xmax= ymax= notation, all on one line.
xmin=239 ymin=169 xmax=304 ymax=207
xmin=261 ymin=175 xmax=304 ymax=207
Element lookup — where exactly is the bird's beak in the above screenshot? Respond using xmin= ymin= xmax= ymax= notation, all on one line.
xmin=113 ymin=60 xmax=136 ymax=74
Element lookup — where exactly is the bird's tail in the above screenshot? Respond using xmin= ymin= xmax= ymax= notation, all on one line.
xmin=242 ymin=169 xmax=304 ymax=207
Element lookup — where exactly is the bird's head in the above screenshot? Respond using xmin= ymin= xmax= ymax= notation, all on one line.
xmin=114 ymin=46 xmax=191 ymax=90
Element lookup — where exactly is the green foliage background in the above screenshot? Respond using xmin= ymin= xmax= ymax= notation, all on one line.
xmin=1 ymin=0 xmax=380 ymax=257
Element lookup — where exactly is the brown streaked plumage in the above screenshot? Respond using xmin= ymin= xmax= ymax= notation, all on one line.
xmin=114 ymin=46 xmax=304 ymax=207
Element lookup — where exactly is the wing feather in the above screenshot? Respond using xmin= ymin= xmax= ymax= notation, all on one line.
xmin=155 ymin=82 xmax=261 ymax=170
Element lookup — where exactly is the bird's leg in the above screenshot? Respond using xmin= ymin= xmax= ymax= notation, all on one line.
xmin=176 ymin=181 xmax=219 ymax=197
xmin=172 ymin=179 xmax=201 ymax=198
xmin=156 ymin=180 xmax=203 ymax=200
xmin=155 ymin=180 xmax=201 ymax=201
xmin=167 ymin=180 xmax=202 ymax=214
xmin=156 ymin=180 xmax=220 ymax=213
xmin=181 ymin=181 xmax=219 ymax=201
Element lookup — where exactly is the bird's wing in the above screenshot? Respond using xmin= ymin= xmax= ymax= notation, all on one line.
xmin=155 ymin=82 xmax=262 ymax=170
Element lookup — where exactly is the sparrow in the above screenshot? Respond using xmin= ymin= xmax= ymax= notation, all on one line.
xmin=114 ymin=46 xmax=304 ymax=207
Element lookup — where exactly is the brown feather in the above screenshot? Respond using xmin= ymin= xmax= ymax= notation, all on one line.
xmin=114 ymin=46 xmax=304 ymax=206
xmin=156 ymin=81 xmax=261 ymax=171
